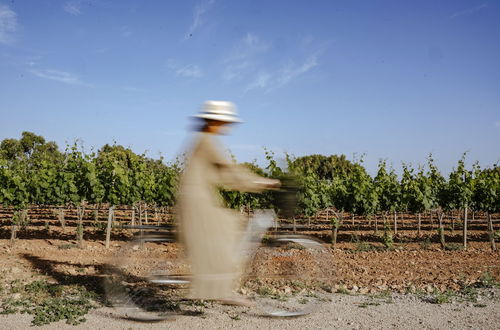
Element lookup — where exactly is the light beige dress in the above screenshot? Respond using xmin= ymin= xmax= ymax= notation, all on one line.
xmin=177 ymin=132 xmax=272 ymax=300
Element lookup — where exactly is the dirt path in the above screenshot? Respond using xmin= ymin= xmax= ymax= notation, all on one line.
xmin=2 ymin=292 xmax=499 ymax=330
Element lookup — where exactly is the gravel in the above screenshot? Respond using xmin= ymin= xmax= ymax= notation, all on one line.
xmin=2 ymin=292 xmax=499 ymax=330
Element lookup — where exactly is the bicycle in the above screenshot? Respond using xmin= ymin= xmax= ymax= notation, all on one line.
xmin=104 ymin=188 xmax=332 ymax=321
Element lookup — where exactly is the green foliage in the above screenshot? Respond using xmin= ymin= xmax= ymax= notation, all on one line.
xmin=382 ymin=224 xmax=394 ymax=249
xmin=12 ymin=210 xmax=30 ymax=227
xmin=0 ymin=280 xmax=98 ymax=326
xmin=343 ymin=157 xmax=378 ymax=216
xmin=220 ymin=160 xmax=273 ymax=211
xmin=0 ymin=158 xmax=29 ymax=208
xmin=428 ymin=289 xmax=455 ymax=304
xmin=420 ymin=236 xmax=431 ymax=250
xmin=400 ymin=164 xmax=433 ymax=214
xmin=445 ymin=153 xmax=473 ymax=211
xmin=331 ymin=216 xmax=341 ymax=229
xmin=477 ymin=272 xmax=499 ymax=288
xmin=336 ymin=285 xmax=350 ymax=295
xmin=31 ymin=295 xmax=93 ymax=326
xmin=1 ymin=132 xmax=499 ymax=231
xmin=291 ymin=154 xmax=359 ymax=180
xmin=472 ymin=164 xmax=499 ymax=213
xmin=374 ymin=160 xmax=400 ymax=214
xmin=444 ymin=243 xmax=464 ymax=251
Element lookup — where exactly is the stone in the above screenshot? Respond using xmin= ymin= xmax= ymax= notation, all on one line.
xmin=359 ymin=287 xmax=369 ymax=294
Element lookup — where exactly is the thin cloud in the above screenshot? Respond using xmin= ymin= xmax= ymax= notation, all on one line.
xmin=223 ymin=61 xmax=251 ymax=81
xmin=495 ymin=121 xmax=500 ymax=128
xmin=167 ymin=59 xmax=203 ymax=78
xmin=245 ymin=72 xmax=272 ymax=92
xmin=0 ymin=3 xmax=17 ymax=44
xmin=223 ymin=32 xmax=270 ymax=82
xmin=245 ymin=54 xmax=319 ymax=92
xmin=63 ymin=1 xmax=82 ymax=16
xmin=225 ymin=32 xmax=270 ymax=63
xmin=275 ymin=54 xmax=318 ymax=87
xmin=450 ymin=3 xmax=487 ymax=19
xmin=30 ymin=69 xmax=93 ymax=87
xmin=177 ymin=64 xmax=202 ymax=78
xmin=185 ymin=0 xmax=215 ymax=39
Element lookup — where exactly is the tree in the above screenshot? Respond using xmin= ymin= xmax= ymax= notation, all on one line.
xmin=327 ymin=174 xmax=348 ymax=246
xmin=94 ymin=144 xmax=133 ymax=248
xmin=426 ymin=155 xmax=448 ymax=248
xmin=374 ymin=160 xmax=401 ymax=234
xmin=61 ymin=142 xmax=104 ymax=246
xmin=152 ymin=157 xmax=180 ymax=208
xmin=291 ymin=154 xmax=359 ymax=180
xmin=446 ymin=154 xmax=473 ymax=248
xmin=95 ymin=144 xmax=132 ymax=206
xmin=414 ymin=166 xmax=434 ymax=236
xmin=0 ymin=157 xmax=29 ymax=243
xmin=472 ymin=164 xmax=499 ymax=250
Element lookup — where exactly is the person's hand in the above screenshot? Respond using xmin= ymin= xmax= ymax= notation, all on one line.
xmin=265 ymin=179 xmax=281 ymax=189
xmin=252 ymin=179 xmax=281 ymax=189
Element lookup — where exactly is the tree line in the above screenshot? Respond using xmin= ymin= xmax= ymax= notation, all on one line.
xmin=0 ymin=132 xmax=498 ymax=249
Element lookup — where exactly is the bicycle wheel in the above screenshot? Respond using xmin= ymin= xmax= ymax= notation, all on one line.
xmin=242 ymin=234 xmax=332 ymax=317
xmin=103 ymin=226 xmax=190 ymax=321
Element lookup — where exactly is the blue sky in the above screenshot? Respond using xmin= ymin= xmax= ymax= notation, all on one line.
xmin=0 ymin=0 xmax=499 ymax=175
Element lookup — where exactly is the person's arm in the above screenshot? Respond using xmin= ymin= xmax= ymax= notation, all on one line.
xmin=204 ymin=137 xmax=279 ymax=192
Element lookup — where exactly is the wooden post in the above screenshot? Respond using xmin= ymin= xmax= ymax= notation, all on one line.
xmin=487 ymin=212 xmax=496 ymax=251
xmin=374 ymin=214 xmax=378 ymax=234
xmin=76 ymin=205 xmax=85 ymax=247
xmin=438 ymin=212 xmax=445 ymax=249
xmin=463 ymin=207 xmax=468 ymax=249
xmin=293 ymin=217 xmax=296 ymax=233
xmin=95 ymin=205 xmax=99 ymax=222
xmin=332 ymin=224 xmax=338 ymax=248
xmin=105 ymin=206 xmax=115 ymax=249
xmin=59 ymin=208 xmax=66 ymax=230
xmin=393 ymin=211 xmax=397 ymax=235
xmin=417 ymin=213 xmax=421 ymax=237
xmin=451 ymin=210 xmax=457 ymax=234
xmin=327 ymin=210 xmax=333 ymax=246
xmin=139 ymin=205 xmax=144 ymax=242
xmin=10 ymin=224 xmax=17 ymax=244
xmin=131 ymin=208 xmax=135 ymax=227
xmin=138 ymin=203 xmax=142 ymax=226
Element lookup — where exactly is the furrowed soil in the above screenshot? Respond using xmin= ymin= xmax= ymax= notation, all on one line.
xmin=1 ymin=229 xmax=499 ymax=329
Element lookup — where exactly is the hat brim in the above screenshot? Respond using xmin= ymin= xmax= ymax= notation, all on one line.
xmin=193 ymin=113 xmax=242 ymax=123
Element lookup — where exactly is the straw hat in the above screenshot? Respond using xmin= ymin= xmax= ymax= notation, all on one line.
xmin=194 ymin=100 xmax=242 ymax=123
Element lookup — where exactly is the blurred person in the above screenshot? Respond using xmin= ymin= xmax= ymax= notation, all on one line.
xmin=177 ymin=100 xmax=280 ymax=306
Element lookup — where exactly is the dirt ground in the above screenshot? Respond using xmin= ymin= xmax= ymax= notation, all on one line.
xmin=1 ymin=232 xmax=498 ymax=291
xmin=0 ymin=231 xmax=499 ymax=328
